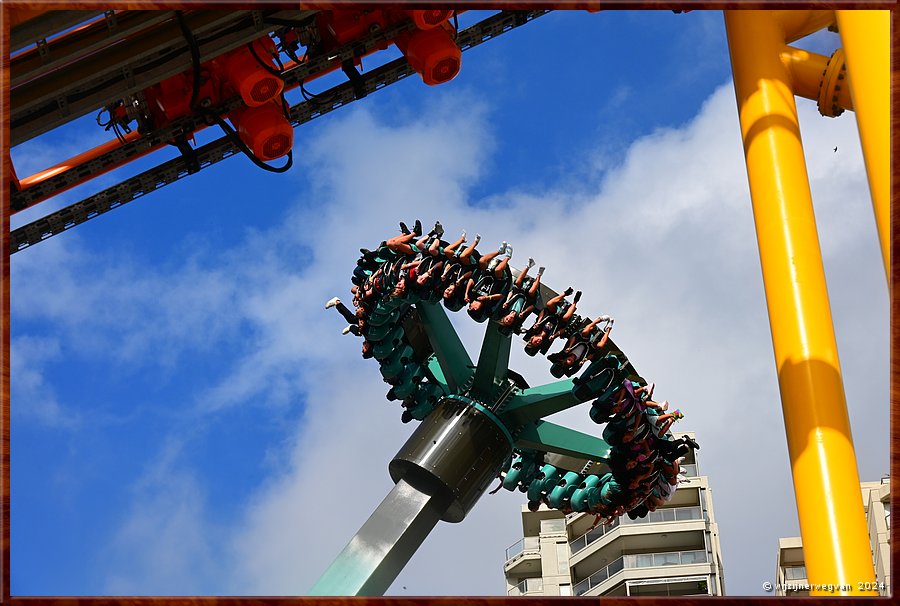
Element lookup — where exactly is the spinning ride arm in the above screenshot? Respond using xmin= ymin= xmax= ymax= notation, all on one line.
xmin=313 ymin=223 xmax=697 ymax=595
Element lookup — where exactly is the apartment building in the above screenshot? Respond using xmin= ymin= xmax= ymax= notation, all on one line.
xmin=774 ymin=478 xmax=891 ymax=596
xmin=503 ymin=432 xmax=726 ymax=596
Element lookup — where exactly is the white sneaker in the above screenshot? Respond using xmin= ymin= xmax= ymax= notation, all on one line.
xmin=326 ymin=297 xmax=341 ymax=309
xmin=342 ymin=325 xmax=352 ymax=335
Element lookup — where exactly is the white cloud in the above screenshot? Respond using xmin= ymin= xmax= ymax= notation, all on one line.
xmin=11 ymin=235 xmax=250 ymax=378
xmin=101 ymin=437 xmax=221 ymax=595
xmin=12 ymin=79 xmax=886 ymax=597
xmin=9 ymin=335 xmax=78 ymax=428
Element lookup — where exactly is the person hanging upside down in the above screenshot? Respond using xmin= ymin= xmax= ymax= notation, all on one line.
xmin=385 ymin=231 xmax=420 ymax=256
xmin=399 ymin=237 xmax=445 ymax=298
xmin=648 ymin=408 xmax=684 ymax=437
xmin=608 ymin=380 xmax=669 ymax=416
xmin=325 ymin=296 xmax=365 ymax=336
xmin=398 ymin=219 xmax=423 ymax=237
xmin=498 ymin=258 xmax=543 ymax=334
xmin=465 ymin=243 xmax=513 ymax=321
xmin=444 ymin=231 xmax=481 ymax=267
xmin=439 ymin=262 xmax=474 ymax=312
xmin=644 ymin=471 xmax=678 ymax=511
xmin=548 ymin=314 xmax=614 ymax=372
xmin=430 ymin=230 xmax=478 ymax=310
xmin=653 ymin=434 xmax=699 ymax=461
xmin=523 ymin=287 xmax=581 ymax=356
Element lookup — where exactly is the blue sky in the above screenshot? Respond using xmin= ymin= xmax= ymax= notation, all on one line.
xmin=9 ymin=9 xmax=888 ymax=597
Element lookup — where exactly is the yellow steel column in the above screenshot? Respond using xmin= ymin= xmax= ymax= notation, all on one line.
xmin=835 ymin=10 xmax=890 ymax=284
xmin=724 ymin=11 xmax=877 ymax=596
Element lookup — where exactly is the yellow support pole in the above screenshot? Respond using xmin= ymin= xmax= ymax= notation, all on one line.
xmin=835 ymin=10 xmax=890 ymax=284
xmin=724 ymin=11 xmax=877 ymax=596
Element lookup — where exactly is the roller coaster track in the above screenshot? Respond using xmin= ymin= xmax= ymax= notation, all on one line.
xmin=10 ymin=10 xmax=550 ymax=254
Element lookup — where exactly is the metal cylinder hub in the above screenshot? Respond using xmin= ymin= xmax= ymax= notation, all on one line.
xmin=389 ymin=395 xmax=513 ymax=523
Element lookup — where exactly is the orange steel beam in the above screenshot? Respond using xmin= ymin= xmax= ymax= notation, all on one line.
xmin=12 ymin=57 xmax=344 ymax=211
xmin=17 ymin=130 xmax=144 ymax=190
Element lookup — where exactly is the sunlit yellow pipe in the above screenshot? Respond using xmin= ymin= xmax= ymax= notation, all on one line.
xmin=779 ymin=46 xmax=853 ymax=113
xmin=725 ymin=10 xmax=877 ymax=596
xmin=774 ymin=9 xmax=835 ymax=43
xmin=835 ymin=10 xmax=890 ymax=284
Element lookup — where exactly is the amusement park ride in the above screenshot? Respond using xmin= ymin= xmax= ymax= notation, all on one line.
xmin=4 ymin=5 xmax=890 ymax=598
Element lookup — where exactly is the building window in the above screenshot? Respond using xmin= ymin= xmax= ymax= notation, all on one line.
xmin=627 ymin=576 xmax=712 ymax=596
xmin=541 ymin=518 xmax=565 ymax=534
xmin=556 ymin=542 xmax=569 ymax=574
xmin=784 ymin=565 xmax=807 ymax=580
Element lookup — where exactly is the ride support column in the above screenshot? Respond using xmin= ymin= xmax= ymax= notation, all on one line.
xmin=725 ymin=10 xmax=876 ymax=596
xmin=835 ymin=10 xmax=890 ymax=284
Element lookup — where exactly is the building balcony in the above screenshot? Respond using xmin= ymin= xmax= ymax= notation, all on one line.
xmin=573 ymin=549 xmax=710 ymax=596
xmin=780 ymin=565 xmax=809 ymax=596
xmin=784 ymin=565 xmax=807 ymax=581
xmin=507 ymin=577 xmax=544 ymax=596
xmin=569 ymin=505 xmax=706 ymax=557
xmin=504 ymin=536 xmax=541 ymax=575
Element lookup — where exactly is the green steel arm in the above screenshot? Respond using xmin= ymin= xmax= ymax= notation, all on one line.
xmin=425 ymin=355 xmax=450 ymax=393
xmin=415 ymin=302 xmax=473 ymax=392
xmin=470 ymin=320 xmax=511 ymax=401
xmin=499 ymin=379 xmax=580 ymax=425
xmin=514 ymin=420 xmax=611 ymax=462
